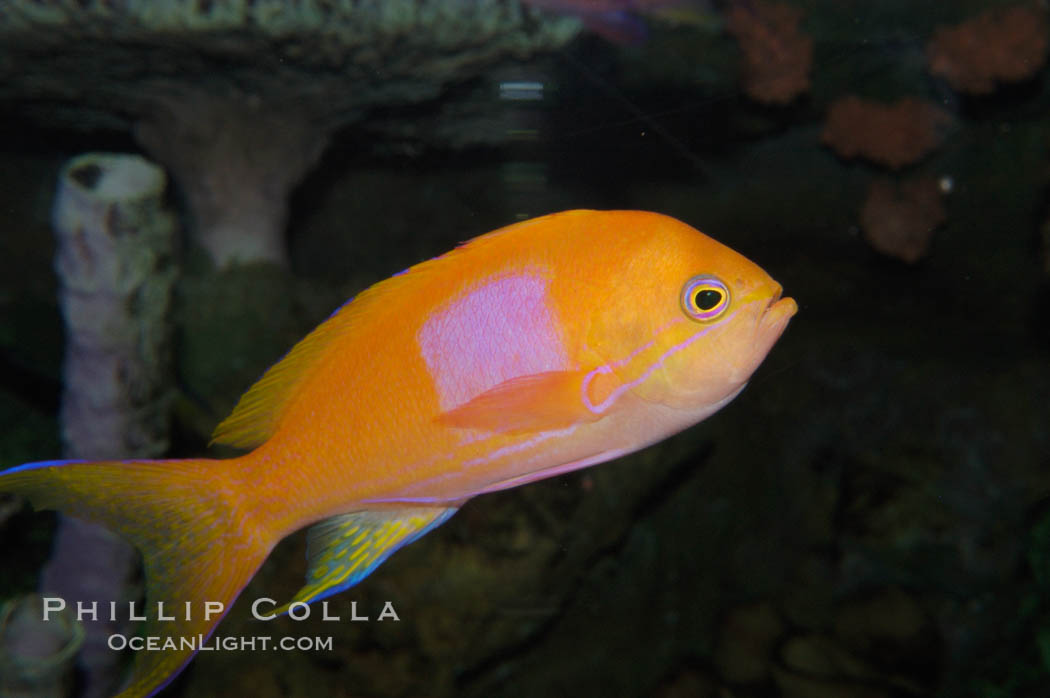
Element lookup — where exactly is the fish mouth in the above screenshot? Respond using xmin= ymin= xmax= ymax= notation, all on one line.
xmin=770 ymin=296 xmax=798 ymax=317
xmin=767 ymin=284 xmax=782 ymax=308
xmin=761 ymin=286 xmax=798 ymax=328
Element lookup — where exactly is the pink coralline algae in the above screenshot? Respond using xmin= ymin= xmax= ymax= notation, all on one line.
xmin=927 ymin=4 xmax=1049 ymax=95
xmin=726 ymin=0 xmax=813 ymax=104
xmin=859 ymin=177 xmax=946 ymax=264
xmin=822 ymin=97 xmax=953 ymax=170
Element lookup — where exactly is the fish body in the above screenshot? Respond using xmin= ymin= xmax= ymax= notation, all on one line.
xmin=0 ymin=210 xmax=796 ymax=696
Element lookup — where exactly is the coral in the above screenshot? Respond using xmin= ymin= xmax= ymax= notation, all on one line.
xmin=42 ymin=153 xmax=178 ymax=698
xmin=135 ymin=94 xmax=328 ymax=268
xmin=50 ymin=154 xmax=177 ymax=460
xmin=0 ymin=0 xmax=579 ymax=267
xmin=859 ymin=176 xmax=946 ymax=263
xmin=927 ymin=4 xmax=1049 ymax=95
xmin=822 ymin=96 xmax=952 ymax=170
xmin=726 ymin=0 xmax=812 ymax=104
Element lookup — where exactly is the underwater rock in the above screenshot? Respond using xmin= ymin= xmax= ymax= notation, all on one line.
xmin=858 ymin=176 xmax=946 ymax=263
xmin=832 ymin=586 xmax=938 ymax=682
xmin=0 ymin=495 xmax=18 ymax=531
xmin=927 ymin=4 xmax=1049 ymax=95
xmin=771 ymin=591 xmax=940 ymax=696
xmin=725 ymin=0 xmax=812 ymax=104
xmin=776 ymin=600 xmax=937 ymax=698
xmin=652 ymin=667 xmax=718 ymax=698
xmin=821 ymin=97 xmax=952 ymax=170
xmin=0 ymin=595 xmax=84 ymax=698
xmin=779 ymin=633 xmax=875 ymax=681
xmin=0 ymin=0 xmax=579 ymax=267
xmin=713 ymin=601 xmax=785 ymax=684
xmin=42 ymin=153 xmax=177 ymax=698
xmin=775 ymin=634 xmax=896 ymax=698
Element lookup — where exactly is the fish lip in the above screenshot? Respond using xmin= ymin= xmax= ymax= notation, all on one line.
xmin=766 ymin=285 xmax=782 ymax=309
xmin=764 ymin=296 xmax=798 ymax=324
xmin=760 ymin=281 xmax=797 ymax=326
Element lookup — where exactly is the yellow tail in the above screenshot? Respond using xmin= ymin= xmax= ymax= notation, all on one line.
xmin=0 ymin=457 xmax=274 ymax=697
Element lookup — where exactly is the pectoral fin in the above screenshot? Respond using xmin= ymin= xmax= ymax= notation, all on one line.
xmin=273 ymin=506 xmax=457 ymax=614
xmin=435 ymin=369 xmax=624 ymax=434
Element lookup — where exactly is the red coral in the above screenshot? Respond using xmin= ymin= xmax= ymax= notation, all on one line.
xmin=927 ymin=4 xmax=1049 ymax=95
xmin=821 ymin=96 xmax=952 ymax=170
xmin=859 ymin=177 xmax=946 ymax=263
xmin=726 ymin=0 xmax=812 ymax=104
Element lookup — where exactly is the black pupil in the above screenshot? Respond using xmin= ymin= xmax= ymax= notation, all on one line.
xmin=694 ymin=289 xmax=722 ymax=311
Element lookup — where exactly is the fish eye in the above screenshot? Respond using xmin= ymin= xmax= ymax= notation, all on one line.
xmin=681 ymin=276 xmax=730 ymax=322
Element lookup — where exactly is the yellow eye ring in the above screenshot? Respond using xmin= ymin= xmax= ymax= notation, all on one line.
xmin=681 ymin=276 xmax=730 ymax=321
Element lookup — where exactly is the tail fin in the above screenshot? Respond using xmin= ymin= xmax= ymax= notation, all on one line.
xmin=0 ymin=457 xmax=274 ymax=698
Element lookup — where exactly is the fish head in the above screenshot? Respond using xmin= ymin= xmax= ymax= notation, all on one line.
xmin=584 ymin=212 xmax=797 ymax=415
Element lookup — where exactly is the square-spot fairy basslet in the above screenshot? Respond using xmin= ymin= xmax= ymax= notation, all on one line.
xmin=0 ymin=210 xmax=796 ymax=696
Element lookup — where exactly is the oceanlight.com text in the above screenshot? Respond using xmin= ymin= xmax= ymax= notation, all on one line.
xmin=107 ymin=634 xmax=334 ymax=652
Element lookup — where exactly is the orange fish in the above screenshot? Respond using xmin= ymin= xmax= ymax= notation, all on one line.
xmin=0 ymin=210 xmax=796 ymax=696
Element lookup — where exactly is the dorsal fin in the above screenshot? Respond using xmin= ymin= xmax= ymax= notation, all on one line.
xmin=210 ymin=213 xmax=576 ymax=449
xmin=209 ymin=303 xmax=354 ymax=449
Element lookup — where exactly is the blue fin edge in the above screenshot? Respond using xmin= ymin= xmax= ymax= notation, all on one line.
xmin=281 ymin=507 xmax=459 ymax=613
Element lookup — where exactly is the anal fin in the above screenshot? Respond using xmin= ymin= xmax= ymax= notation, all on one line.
xmin=273 ymin=506 xmax=457 ymax=614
